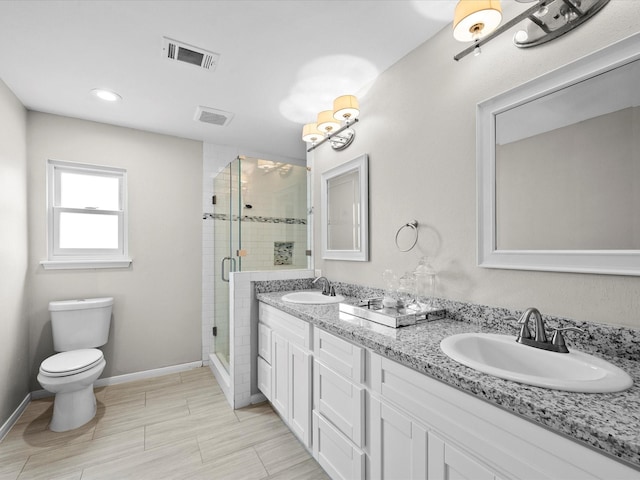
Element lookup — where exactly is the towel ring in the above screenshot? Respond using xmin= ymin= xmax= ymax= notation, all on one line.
xmin=395 ymin=220 xmax=419 ymax=252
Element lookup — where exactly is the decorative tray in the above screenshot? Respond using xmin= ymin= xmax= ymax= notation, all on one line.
xmin=339 ymin=298 xmax=445 ymax=328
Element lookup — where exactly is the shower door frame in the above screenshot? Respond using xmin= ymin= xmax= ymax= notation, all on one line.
xmin=212 ymin=157 xmax=243 ymax=373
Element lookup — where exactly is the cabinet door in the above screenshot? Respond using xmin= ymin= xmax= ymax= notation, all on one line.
xmin=271 ymin=331 xmax=289 ymax=419
xmin=257 ymin=356 xmax=271 ymax=400
xmin=370 ymin=396 xmax=428 ymax=479
xmin=428 ymin=432 xmax=499 ymax=480
xmin=289 ymin=342 xmax=312 ymax=447
xmin=258 ymin=322 xmax=272 ymax=363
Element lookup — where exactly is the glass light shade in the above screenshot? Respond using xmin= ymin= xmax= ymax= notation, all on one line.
xmin=317 ymin=110 xmax=340 ymax=133
xmin=453 ymin=0 xmax=502 ymax=42
xmin=302 ymin=123 xmax=322 ymax=143
xmin=333 ymin=95 xmax=360 ymax=121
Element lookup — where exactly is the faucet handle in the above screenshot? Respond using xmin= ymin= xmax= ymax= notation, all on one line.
xmin=551 ymin=327 xmax=585 ymax=350
xmin=504 ymin=315 xmax=533 ymax=340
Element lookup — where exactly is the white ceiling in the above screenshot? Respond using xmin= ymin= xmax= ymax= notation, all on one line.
xmin=0 ymin=0 xmax=465 ymax=160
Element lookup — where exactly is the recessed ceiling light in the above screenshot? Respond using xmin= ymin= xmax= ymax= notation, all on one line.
xmin=90 ymin=88 xmax=122 ymax=102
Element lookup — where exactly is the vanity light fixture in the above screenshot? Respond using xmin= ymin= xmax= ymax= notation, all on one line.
xmin=302 ymin=95 xmax=360 ymax=152
xmin=453 ymin=0 xmax=610 ymax=61
xmin=90 ymin=88 xmax=122 ymax=102
xmin=453 ymin=0 xmax=502 ymax=45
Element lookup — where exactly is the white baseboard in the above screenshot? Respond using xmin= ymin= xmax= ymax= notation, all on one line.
xmin=30 ymin=360 xmax=204 ymax=400
xmin=95 ymin=361 xmax=203 ymax=387
xmin=0 ymin=393 xmax=31 ymax=442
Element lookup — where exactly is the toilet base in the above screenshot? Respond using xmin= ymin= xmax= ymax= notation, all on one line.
xmin=50 ymin=384 xmax=97 ymax=432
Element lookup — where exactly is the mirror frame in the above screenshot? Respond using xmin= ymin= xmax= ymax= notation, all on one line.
xmin=477 ymin=33 xmax=640 ymax=276
xmin=321 ymin=153 xmax=369 ymax=261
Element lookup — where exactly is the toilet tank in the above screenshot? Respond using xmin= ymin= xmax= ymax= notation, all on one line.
xmin=49 ymin=297 xmax=113 ymax=351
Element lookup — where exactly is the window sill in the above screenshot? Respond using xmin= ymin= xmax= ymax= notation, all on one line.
xmin=40 ymin=258 xmax=132 ymax=270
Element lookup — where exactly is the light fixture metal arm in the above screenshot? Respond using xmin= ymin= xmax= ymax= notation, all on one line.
xmin=454 ymin=1 xmax=551 ymax=61
xmin=307 ymin=118 xmax=359 ymax=153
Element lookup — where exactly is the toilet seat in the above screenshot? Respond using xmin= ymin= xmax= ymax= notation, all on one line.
xmin=40 ymin=349 xmax=104 ymax=377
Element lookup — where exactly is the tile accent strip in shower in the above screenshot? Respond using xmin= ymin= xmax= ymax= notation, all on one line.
xmin=203 ymin=213 xmax=306 ymax=225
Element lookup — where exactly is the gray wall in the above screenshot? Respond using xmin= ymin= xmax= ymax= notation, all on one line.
xmin=313 ymin=2 xmax=640 ymax=328
xmin=0 ymin=79 xmax=29 ymax=430
xmin=26 ymin=112 xmax=203 ymax=389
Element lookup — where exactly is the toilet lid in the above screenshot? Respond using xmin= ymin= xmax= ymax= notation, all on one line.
xmin=40 ymin=349 xmax=104 ymax=377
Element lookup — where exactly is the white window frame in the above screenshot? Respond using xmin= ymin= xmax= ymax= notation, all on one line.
xmin=41 ymin=159 xmax=132 ymax=270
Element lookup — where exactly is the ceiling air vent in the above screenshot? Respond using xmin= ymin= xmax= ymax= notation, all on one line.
xmin=162 ymin=37 xmax=219 ymax=71
xmin=194 ymin=106 xmax=234 ymax=127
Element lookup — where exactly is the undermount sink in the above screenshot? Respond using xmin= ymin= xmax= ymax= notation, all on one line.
xmin=282 ymin=291 xmax=345 ymax=305
xmin=440 ymin=333 xmax=633 ymax=393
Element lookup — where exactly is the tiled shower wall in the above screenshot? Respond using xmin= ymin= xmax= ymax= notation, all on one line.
xmin=237 ymin=220 xmax=308 ymax=271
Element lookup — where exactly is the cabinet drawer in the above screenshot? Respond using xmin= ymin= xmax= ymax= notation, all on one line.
xmin=314 ymin=327 xmax=364 ymax=383
xmin=257 ymin=356 xmax=271 ymax=400
xmin=313 ymin=411 xmax=365 ymax=480
xmin=260 ymin=303 xmax=312 ymax=350
xmin=258 ymin=322 xmax=272 ymax=364
xmin=314 ymin=360 xmax=365 ymax=447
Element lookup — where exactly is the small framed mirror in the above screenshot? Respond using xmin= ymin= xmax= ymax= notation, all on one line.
xmin=321 ymin=154 xmax=369 ymax=261
xmin=477 ymin=33 xmax=640 ymax=276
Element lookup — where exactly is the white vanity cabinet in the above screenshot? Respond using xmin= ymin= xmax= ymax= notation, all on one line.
xmin=258 ymin=303 xmax=312 ymax=447
xmin=257 ymin=302 xmax=639 ymax=480
xmin=312 ymin=326 xmax=366 ymax=480
xmin=369 ymin=392 xmax=502 ymax=480
xmin=369 ymin=352 xmax=639 ymax=480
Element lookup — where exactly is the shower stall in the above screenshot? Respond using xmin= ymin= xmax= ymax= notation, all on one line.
xmin=205 ymin=155 xmax=309 ymax=400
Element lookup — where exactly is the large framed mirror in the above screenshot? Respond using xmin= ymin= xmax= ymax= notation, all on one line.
xmin=321 ymin=153 xmax=369 ymax=261
xmin=477 ymin=33 xmax=640 ymax=276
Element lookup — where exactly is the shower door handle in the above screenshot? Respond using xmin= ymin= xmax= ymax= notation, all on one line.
xmin=221 ymin=257 xmax=236 ymax=282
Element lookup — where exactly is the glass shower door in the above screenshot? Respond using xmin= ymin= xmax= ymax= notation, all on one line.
xmin=212 ymin=158 xmax=241 ymax=372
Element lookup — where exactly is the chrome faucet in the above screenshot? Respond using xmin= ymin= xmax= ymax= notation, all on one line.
xmin=312 ymin=276 xmax=333 ymax=296
xmin=514 ymin=307 xmax=584 ymax=353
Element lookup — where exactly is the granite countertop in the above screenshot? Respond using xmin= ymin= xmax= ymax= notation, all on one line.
xmin=257 ymin=290 xmax=640 ymax=470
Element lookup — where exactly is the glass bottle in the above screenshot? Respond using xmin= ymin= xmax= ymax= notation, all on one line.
xmin=382 ymin=269 xmax=399 ymax=308
xmin=414 ymin=256 xmax=437 ymax=309
xmin=397 ymin=272 xmax=417 ymax=309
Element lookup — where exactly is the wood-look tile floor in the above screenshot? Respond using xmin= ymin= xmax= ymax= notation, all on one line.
xmin=0 ymin=367 xmax=329 ymax=480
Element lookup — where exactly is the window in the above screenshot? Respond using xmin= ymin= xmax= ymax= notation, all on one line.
xmin=42 ymin=159 xmax=131 ymax=269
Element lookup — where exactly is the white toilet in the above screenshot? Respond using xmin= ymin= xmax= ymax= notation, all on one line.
xmin=37 ymin=297 xmax=113 ymax=432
